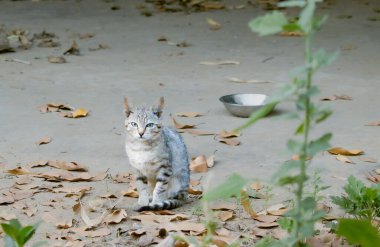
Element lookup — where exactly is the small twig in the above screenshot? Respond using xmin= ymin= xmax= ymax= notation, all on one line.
xmin=12 ymin=58 xmax=31 ymax=65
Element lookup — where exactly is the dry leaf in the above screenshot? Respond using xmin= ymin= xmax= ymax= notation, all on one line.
xmin=218 ymin=130 xmax=241 ymax=138
xmin=103 ymin=209 xmax=128 ymax=224
xmin=199 ymin=60 xmax=240 ymax=66
xmin=280 ymin=31 xmax=304 ymax=36
xmin=41 ymin=212 xmax=73 ymax=229
xmin=34 ymin=170 xmax=94 ymax=182
xmin=240 ymin=190 xmax=258 ymax=218
xmin=254 ymin=215 xmax=279 ymax=223
xmin=64 ymin=40 xmax=80 ymax=55
xmin=218 ymin=138 xmax=240 ymax=146
xmin=321 ymin=94 xmax=352 ymax=101
xmin=336 ymin=154 xmax=353 ymax=164
xmin=180 ymin=129 xmax=216 ymax=136
xmin=250 ymin=181 xmax=263 ymax=191
xmin=207 ymin=18 xmax=222 ymax=30
xmin=217 ymin=211 xmax=234 ymax=222
xmin=328 ymin=147 xmax=364 ymax=156
xmin=36 ymin=136 xmax=51 ymax=145
xmin=190 ymin=179 xmax=200 ymax=186
xmin=256 ymin=222 xmax=279 ymax=228
xmin=188 ymin=187 xmax=203 ymax=195
xmin=189 ymin=155 xmax=208 ymax=173
xmin=6 ymin=167 xmax=32 ymax=175
xmin=89 ymin=43 xmax=109 ymax=51
xmin=0 ymin=196 xmax=15 ymax=205
xmin=131 ymin=212 xmax=189 ymax=224
xmin=210 ymin=202 xmax=237 ymax=211
xmin=172 ymin=117 xmax=196 ymax=129
xmin=267 ymin=203 xmax=288 ymax=216
xmin=39 ymin=103 xmax=72 ymax=112
xmin=73 ymin=227 xmax=112 ymax=237
xmin=359 ymin=157 xmax=378 ymax=163
xmin=48 ymin=56 xmax=66 ymax=64
xmin=157 ymin=35 xmax=168 ymax=42
xmin=227 ymin=77 xmax=271 ymax=84
xmin=176 ymin=112 xmax=204 ymax=117
xmin=79 ymin=33 xmax=94 ymax=39
xmin=46 ymin=160 xmax=88 ymax=171
xmin=52 ymin=186 xmax=92 ymax=194
xmin=37 ymin=38 xmax=60 ymax=48
xmin=200 ymin=2 xmax=225 ymax=10
xmin=207 ymin=154 xmax=215 ymax=168
xmin=366 ymin=121 xmax=380 ymax=126
xmin=71 ymin=108 xmax=89 ymax=118
xmin=100 ymin=192 xmax=118 ymax=199
xmin=79 ymin=201 xmax=108 ymax=227
xmin=121 ymin=187 xmax=139 ymax=198
xmin=114 ymin=172 xmax=133 ymax=183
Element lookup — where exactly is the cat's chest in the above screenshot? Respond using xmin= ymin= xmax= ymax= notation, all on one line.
xmin=125 ymin=143 xmax=168 ymax=171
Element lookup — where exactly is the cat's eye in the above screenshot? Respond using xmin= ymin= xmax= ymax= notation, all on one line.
xmin=146 ymin=123 xmax=155 ymax=128
xmin=130 ymin=122 xmax=138 ymax=127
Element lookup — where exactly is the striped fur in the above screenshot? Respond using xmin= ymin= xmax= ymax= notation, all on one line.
xmin=124 ymin=97 xmax=189 ymax=211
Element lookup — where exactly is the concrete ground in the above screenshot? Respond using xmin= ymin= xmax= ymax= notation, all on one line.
xmin=0 ymin=0 xmax=379 ymax=245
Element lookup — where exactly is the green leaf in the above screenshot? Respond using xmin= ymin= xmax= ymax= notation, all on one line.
xmin=1 ymin=223 xmax=19 ymax=242
xmin=337 ymin=219 xmax=380 ymax=247
xmin=313 ymin=14 xmax=328 ymax=29
xmin=298 ymin=0 xmax=316 ymax=32
xmin=202 ymin=173 xmax=247 ymax=201
xmin=236 ymin=102 xmax=276 ymax=131
xmin=278 ymin=0 xmax=306 ymax=8
xmin=287 ymin=139 xmax=303 ymax=153
xmin=315 ymin=108 xmax=332 ymax=123
xmin=20 ymin=225 xmax=37 ymax=244
xmin=308 ymin=133 xmax=332 ymax=156
xmin=249 ymin=11 xmax=289 ymax=36
xmin=272 ymin=160 xmax=301 ymax=184
xmin=9 ymin=219 xmax=22 ymax=230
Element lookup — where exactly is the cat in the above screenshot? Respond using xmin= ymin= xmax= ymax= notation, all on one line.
xmin=124 ymin=97 xmax=190 ymax=211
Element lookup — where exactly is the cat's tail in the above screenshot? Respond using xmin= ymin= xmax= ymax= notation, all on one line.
xmin=134 ymin=199 xmax=183 ymax=212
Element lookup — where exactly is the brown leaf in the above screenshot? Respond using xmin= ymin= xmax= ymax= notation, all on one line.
xmin=254 ymin=215 xmax=279 ymax=223
xmin=34 ymin=170 xmax=94 ymax=182
xmin=328 ymin=147 xmax=364 ymax=156
xmin=189 ymin=155 xmax=208 ymax=173
xmin=359 ymin=157 xmax=378 ymax=163
xmin=64 ymin=108 xmax=89 ymax=118
xmin=52 ymin=186 xmax=92 ymax=194
xmin=321 ymin=94 xmax=352 ymax=101
xmin=210 ymin=202 xmax=237 ymax=211
xmin=207 ymin=18 xmax=222 ymax=30
xmin=48 ymin=56 xmax=66 ymax=64
xmin=121 ymin=187 xmax=139 ymax=198
xmin=256 ymin=222 xmax=279 ymax=228
xmin=240 ymin=190 xmax=258 ymax=218
xmin=39 ymin=103 xmax=72 ymax=112
xmin=157 ymin=35 xmax=168 ymax=42
xmin=190 ymin=179 xmax=200 ymax=186
xmin=114 ymin=172 xmax=133 ymax=183
xmin=0 ymin=195 xmax=15 ymax=205
xmin=218 ymin=138 xmax=240 ymax=146
xmin=131 ymin=212 xmax=189 ymax=224
xmin=217 ymin=211 xmax=234 ymax=222
xmin=227 ymin=77 xmax=271 ymax=84
xmin=99 ymin=192 xmax=118 ymax=199
xmin=188 ymin=187 xmax=203 ymax=195
xmin=73 ymin=227 xmax=112 ymax=237
xmin=41 ymin=212 xmax=73 ymax=229
xmin=199 ymin=60 xmax=240 ymax=66
xmin=103 ymin=209 xmax=128 ymax=224
xmin=180 ymin=129 xmax=216 ymax=136
xmin=79 ymin=33 xmax=94 ymax=39
xmin=37 ymin=38 xmax=60 ymax=48
xmin=366 ymin=121 xmax=380 ymax=126
xmin=79 ymin=201 xmax=108 ymax=227
xmin=336 ymin=154 xmax=354 ymax=164
xmin=176 ymin=112 xmax=204 ymax=117
xmin=200 ymin=2 xmax=225 ymax=10
xmin=218 ymin=130 xmax=241 ymax=138
xmin=172 ymin=117 xmax=196 ymax=129
xmin=64 ymin=40 xmax=80 ymax=55
xmin=47 ymin=160 xmax=88 ymax=171
xmin=272 ymin=228 xmax=288 ymax=240
xmin=250 ymin=181 xmax=263 ymax=191
xmin=89 ymin=43 xmax=109 ymax=51
xmin=6 ymin=166 xmax=32 ymax=175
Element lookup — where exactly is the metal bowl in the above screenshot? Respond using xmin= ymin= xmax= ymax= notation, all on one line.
xmin=219 ymin=93 xmax=271 ymax=118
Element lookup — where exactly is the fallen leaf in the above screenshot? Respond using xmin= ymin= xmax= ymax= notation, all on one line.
xmin=103 ymin=209 xmax=128 ymax=224
xmin=199 ymin=60 xmax=240 ymax=66
xmin=52 ymin=186 xmax=92 ymax=194
xmin=79 ymin=33 xmax=94 ymax=39
xmin=47 ymin=160 xmax=88 ymax=171
xmin=88 ymin=43 xmax=109 ymax=51
xmin=359 ymin=157 xmax=378 ymax=163
xmin=240 ymin=190 xmax=258 ymax=218
xmin=41 ymin=212 xmax=73 ymax=229
xmin=121 ymin=187 xmax=139 ymax=198
xmin=217 ymin=211 xmax=234 ymax=222
xmin=172 ymin=117 xmax=196 ymax=129
xmin=366 ymin=121 xmax=380 ymax=126
xmin=279 ymin=31 xmax=304 ymax=36
xmin=15 ymin=176 xmax=33 ymax=185
xmin=188 ymin=187 xmax=203 ymax=195
xmin=157 ymin=35 xmax=168 ymax=42
xmin=254 ymin=215 xmax=279 ymax=223
xmin=227 ymin=77 xmax=271 ymax=84
xmin=199 ymin=2 xmax=225 ymax=10
xmin=250 ymin=181 xmax=263 ymax=191
xmin=176 ymin=112 xmax=204 ymax=117
xmin=336 ymin=154 xmax=353 ymax=164
xmin=34 ymin=30 xmax=56 ymax=39
xmin=321 ymin=94 xmax=352 ymax=101
xmin=71 ymin=108 xmax=89 ymax=118
xmin=272 ymin=228 xmax=288 ymax=240
xmin=73 ymin=227 xmax=112 ymax=237
xmin=0 ymin=196 xmax=15 ymax=205
xmin=37 ymin=39 xmax=60 ymax=48
xmin=114 ymin=172 xmax=133 ymax=183
xmin=48 ymin=56 xmax=66 ymax=64
xmin=218 ymin=138 xmax=240 ymax=146
xmin=180 ymin=129 xmax=216 ymax=136
xmin=39 ymin=103 xmax=72 ymax=113
xmin=36 ymin=136 xmax=52 ymax=145
xmin=207 ymin=18 xmax=222 ymax=30
xmin=64 ymin=40 xmax=80 ymax=55
xmin=328 ymin=147 xmax=364 ymax=156
xmin=79 ymin=201 xmax=108 ymax=227
xmin=189 ymin=155 xmax=208 ymax=173
xmin=267 ymin=203 xmax=288 ymax=216
xmin=210 ymin=202 xmax=237 ymax=211
xmin=34 ymin=170 xmax=95 ymax=182
xmin=19 ymin=35 xmax=32 ymax=49
xmin=218 ymin=130 xmax=241 ymax=138
xmin=256 ymin=222 xmax=279 ymax=228
xmin=6 ymin=167 xmax=32 ymax=175
xmin=190 ymin=179 xmax=200 ymax=186
xmin=131 ymin=212 xmax=189 ymax=224
xmin=99 ymin=192 xmax=118 ymax=199
xmin=341 ymin=44 xmax=357 ymax=51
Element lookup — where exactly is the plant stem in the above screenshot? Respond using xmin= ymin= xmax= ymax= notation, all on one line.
xmin=294 ymin=29 xmax=314 ymax=245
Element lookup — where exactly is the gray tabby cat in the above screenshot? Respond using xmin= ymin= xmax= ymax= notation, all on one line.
xmin=124 ymin=97 xmax=190 ymax=211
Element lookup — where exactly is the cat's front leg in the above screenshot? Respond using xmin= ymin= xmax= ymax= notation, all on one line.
xmin=151 ymin=167 xmax=172 ymax=204
xmin=135 ymin=173 xmax=150 ymax=206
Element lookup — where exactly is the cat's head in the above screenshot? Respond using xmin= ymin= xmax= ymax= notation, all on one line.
xmin=124 ymin=97 xmax=164 ymax=141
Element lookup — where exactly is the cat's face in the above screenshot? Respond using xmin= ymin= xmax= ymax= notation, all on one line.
xmin=124 ymin=97 xmax=164 ymax=141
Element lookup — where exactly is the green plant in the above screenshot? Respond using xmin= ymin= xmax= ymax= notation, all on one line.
xmin=332 ymin=175 xmax=380 ymax=221
xmin=1 ymin=219 xmax=41 ymax=247
xmin=337 ymin=218 xmax=380 ymax=247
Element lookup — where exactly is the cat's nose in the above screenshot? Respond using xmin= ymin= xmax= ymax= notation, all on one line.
xmin=139 ymin=132 xmax=144 ymax=137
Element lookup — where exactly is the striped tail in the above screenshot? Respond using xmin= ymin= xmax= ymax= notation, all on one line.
xmin=134 ymin=199 xmax=183 ymax=212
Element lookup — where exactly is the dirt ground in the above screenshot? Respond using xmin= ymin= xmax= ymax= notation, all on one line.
xmin=1 ymin=0 xmax=380 ymax=246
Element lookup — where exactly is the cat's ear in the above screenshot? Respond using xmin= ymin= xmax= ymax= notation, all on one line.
xmin=124 ymin=97 xmax=132 ymax=117
xmin=154 ymin=97 xmax=164 ymax=118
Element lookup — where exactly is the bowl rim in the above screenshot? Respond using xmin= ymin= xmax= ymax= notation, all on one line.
xmin=219 ymin=93 xmax=268 ymax=106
